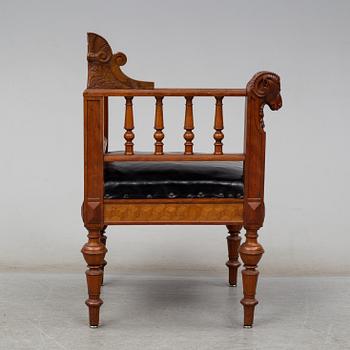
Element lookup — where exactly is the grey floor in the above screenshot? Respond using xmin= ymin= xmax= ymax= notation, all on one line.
xmin=0 ymin=272 xmax=349 ymax=350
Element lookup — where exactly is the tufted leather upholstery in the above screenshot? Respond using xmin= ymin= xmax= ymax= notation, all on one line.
xmin=104 ymin=161 xmax=244 ymax=199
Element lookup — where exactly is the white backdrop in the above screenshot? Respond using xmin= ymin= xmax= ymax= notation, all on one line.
xmin=1 ymin=0 xmax=349 ymax=275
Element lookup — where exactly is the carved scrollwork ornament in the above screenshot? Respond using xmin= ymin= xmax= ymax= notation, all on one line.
xmin=247 ymin=71 xmax=282 ymax=130
xmin=87 ymin=33 xmax=154 ymax=89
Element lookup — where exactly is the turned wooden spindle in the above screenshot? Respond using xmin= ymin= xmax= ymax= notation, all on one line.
xmin=184 ymin=96 xmax=194 ymax=155
xmin=226 ymin=224 xmax=242 ymax=287
xmin=239 ymin=227 xmax=264 ymax=328
xmin=124 ymin=96 xmax=135 ymax=155
xmin=154 ymin=96 xmax=164 ymax=155
xmin=214 ymin=96 xmax=224 ymax=155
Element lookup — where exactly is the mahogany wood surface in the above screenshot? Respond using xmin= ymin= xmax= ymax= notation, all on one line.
xmin=226 ymin=224 xmax=242 ymax=287
xmin=104 ymin=152 xmax=245 ymax=162
xmin=82 ymin=33 xmax=282 ymax=329
xmin=100 ymin=226 xmax=107 ymax=286
xmin=123 ymin=97 xmax=135 ymax=155
xmin=153 ymin=96 xmax=164 ymax=155
xmin=240 ymin=71 xmax=282 ymax=327
xmin=84 ymin=88 xmax=247 ymax=97
xmin=213 ymin=96 xmax=224 ymax=155
xmin=184 ymin=97 xmax=195 ymax=155
xmin=87 ymin=32 xmax=154 ymax=89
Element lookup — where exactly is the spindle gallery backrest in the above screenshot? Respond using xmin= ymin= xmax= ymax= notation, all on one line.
xmin=81 ymin=33 xmax=282 ymax=328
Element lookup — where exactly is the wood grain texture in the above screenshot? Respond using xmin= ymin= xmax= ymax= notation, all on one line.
xmin=104 ymin=199 xmax=243 ymax=225
xmin=83 ymin=96 xmax=105 ymax=226
xmin=82 ymin=95 xmax=107 ymax=327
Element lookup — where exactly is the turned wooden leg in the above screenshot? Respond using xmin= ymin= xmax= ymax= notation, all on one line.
xmin=226 ymin=225 xmax=242 ymax=287
xmin=100 ymin=226 xmax=107 ymax=286
xmin=239 ymin=227 xmax=264 ymax=328
xmin=81 ymin=227 xmax=107 ymax=328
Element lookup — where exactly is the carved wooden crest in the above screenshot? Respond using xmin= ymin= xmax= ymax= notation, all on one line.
xmin=87 ymin=33 xmax=154 ymax=89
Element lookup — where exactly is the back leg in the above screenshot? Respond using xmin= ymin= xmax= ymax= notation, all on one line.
xmin=226 ymin=225 xmax=242 ymax=287
xmin=100 ymin=226 xmax=107 ymax=285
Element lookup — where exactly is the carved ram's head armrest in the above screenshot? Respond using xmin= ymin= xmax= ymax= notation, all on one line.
xmin=247 ymin=71 xmax=282 ymax=111
xmin=246 ymin=71 xmax=282 ymax=130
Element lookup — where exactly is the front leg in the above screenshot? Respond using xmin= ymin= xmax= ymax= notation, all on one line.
xmin=81 ymin=227 xmax=107 ymax=328
xmin=239 ymin=226 xmax=264 ymax=328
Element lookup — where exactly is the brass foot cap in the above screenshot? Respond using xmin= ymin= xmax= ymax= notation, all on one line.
xmin=243 ymin=325 xmax=253 ymax=329
xmin=228 ymin=283 xmax=237 ymax=287
xmin=90 ymin=325 xmax=98 ymax=329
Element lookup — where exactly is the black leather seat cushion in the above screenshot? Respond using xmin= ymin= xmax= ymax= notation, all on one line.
xmin=104 ymin=161 xmax=244 ymax=199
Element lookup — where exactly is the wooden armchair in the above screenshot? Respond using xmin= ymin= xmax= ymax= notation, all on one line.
xmin=81 ymin=33 xmax=282 ymax=328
